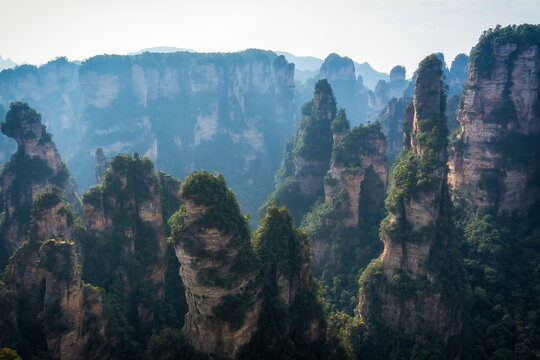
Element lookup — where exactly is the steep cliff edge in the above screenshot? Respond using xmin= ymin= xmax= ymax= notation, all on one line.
xmin=265 ymin=79 xmax=336 ymax=222
xmin=302 ymin=110 xmax=387 ymax=312
xmin=0 ymin=102 xmax=81 ymax=264
xmin=448 ymin=25 xmax=540 ymax=215
xmin=242 ymin=205 xmax=326 ymax=357
xmin=0 ymin=58 xmax=84 ymax=165
xmin=80 ymin=153 xmax=185 ymax=342
xmin=170 ymin=172 xmax=327 ymax=359
xmin=358 ymin=55 xmax=466 ymax=353
xmin=0 ymin=187 xmax=108 ymax=359
xmin=169 ymin=171 xmax=260 ymax=358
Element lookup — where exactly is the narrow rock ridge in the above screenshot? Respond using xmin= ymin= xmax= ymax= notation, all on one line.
xmin=0 ymin=187 xmax=108 ymax=360
xmin=170 ymin=171 xmax=261 ymax=359
xmin=359 ymin=54 xmax=464 ymax=343
xmin=448 ymin=25 xmax=540 ymax=215
xmin=0 ymin=102 xmax=81 ymax=258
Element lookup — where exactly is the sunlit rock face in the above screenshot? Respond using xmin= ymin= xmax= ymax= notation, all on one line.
xmin=448 ymin=26 xmax=540 ymax=216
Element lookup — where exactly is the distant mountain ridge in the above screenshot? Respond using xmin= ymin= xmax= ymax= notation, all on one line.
xmin=276 ymin=50 xmax=389 ymax=89
xmin=129 ymin=46 xmax=195 ymax=55
xmin=0 ymin=56 xmax=16 ymax=71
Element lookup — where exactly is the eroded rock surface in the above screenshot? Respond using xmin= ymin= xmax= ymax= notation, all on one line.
xmin=448 ymin=26 xmax=540 ymax=215
xmin=0 ymin=102 xmax=81 ymax=259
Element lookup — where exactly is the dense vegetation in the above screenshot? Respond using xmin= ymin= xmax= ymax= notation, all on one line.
xmin=240 ymin=205 xmax=328 ymax=359
xmin=470 ymin=24 xmax=540 ymax=76
xmin=264 ymin=79 xmax=336 ymax=223
xmin=80 ymin=154 xmax=188 ymax=358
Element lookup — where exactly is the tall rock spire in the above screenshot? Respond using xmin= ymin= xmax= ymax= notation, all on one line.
xmin=0 ymin=102 xmax=81 ymax=261
xmin=358 ymin=55 xmax=465 ymax=352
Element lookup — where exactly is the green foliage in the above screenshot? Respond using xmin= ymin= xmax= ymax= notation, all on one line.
xmin=32 ymin=186 xmax=62 ymax=210
xmin=212 ymin=293 xmax=253 ymax=330
xmin=255 ymin=205 xmax=303 ymax=277
xmin=39 ymin=301 xmax=68 ymax=333
xmin=238 ymin=205 xmax=329 ymax=359
xmin=332 ymin=122 xmax=384 ymax=168
xmin=263 ymin=176 xmax=321 ymax=225
xmin=470 ymin=24 xmax=540 ymax=76
xmin=294 ymin=111 xmax=334 ymax=161
xmin=175 ymin=171 xmax=250 ymax=240
xmin=358 ymin=258 xmax=383 ymax=299
xmin=79 ymin=155 xmax=187 ymax=355
xmin=455 ymin=205 xmax=540 ymax=359
xmin=0 ymin=102 xmax=41 ymax=138
xmin=384 ymin=149 xmax=440 ymax=214
xmin=330 ymin=109 xmax=350 ymax=134
xmin=49 ymin=162 xmax=70 ymax=187
xmin=0 ymin=348 xmax=21 ymax=360
xmin=145 ymin=328 xmax=206 ymax=360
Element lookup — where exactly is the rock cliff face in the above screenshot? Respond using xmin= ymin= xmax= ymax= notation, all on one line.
xmin=247 ymin=205 xmax=325 ymax=354
xmin=447 ymin=54 xmax=469 ymax=96
xmin=324 ymin=118 xmax=387 ymax=229
xmin=0 ymin=188 xmax=108 ymax=360
xmin=299 ymin=110 xmax=387 ymax=313
xmin=170 ymin=171 xmax=261 ymax=358
xmin=377 ymin=96 xmax=412 ymax=165
xmin=317 ymin=54 xmax=371 ymax=124
xmin=358 ymin=55 xmax=465 ymax=346
xmin=0 ymin=50 xmax=296 ymax=218
xmin=170 ymin=172 xmax=325 ymax=358
xmin=0 ymin=58 xmax=84 ymax=164
xmin=0 ymin=102 xmax=80 ymax=263
xmin=448 ymin=25 xmax=540 ymax=215
xmin=81 ymin=154 xmax=176 ymax=329
xmin=265 ymin=79 xmax=336 ymax=222
xmin=369 ymin=65 xmax=410 ymax=116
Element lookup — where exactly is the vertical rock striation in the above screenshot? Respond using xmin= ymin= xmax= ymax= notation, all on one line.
xmin=448 ymin=25 xmax=540 ymax=215
xmin=171 ymin=171 xmax=327 ymax=358
xmin=81 ymin=154 xmax=171 ymax=328
xmin=0 ymin=102 xmax=80 ymax=262
xmin=0 ymin=187 xmax=108 ymax=360
xmin=265 ymin=79 xmax=336 ymax=222
xmin=358 ymin=55 xmax=465 ymax=347
xmin=169 ymin=171 xmax=261 ymax=359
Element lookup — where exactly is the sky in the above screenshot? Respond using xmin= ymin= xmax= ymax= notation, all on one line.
xmin=1 ymin=0 xmax=539 ymax=74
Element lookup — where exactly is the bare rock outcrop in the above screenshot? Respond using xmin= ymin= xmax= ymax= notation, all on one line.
xmin=0 ymin=188 xmax=107 ymax=360
xmin=264 ymin=79 xmax=336 ymax=222
xmin=324 ymin=113 xmax=387 ymax=229
xmin=0 ymin=102 xmax=81 ymax=260
xmin=358 ymin=54 xmax=465 ymax=345
xmin=448 ymin=25 xmax=540 ymax=215
xmin=81 ymin=154 xmax=170 ymax=326
xmin=170 ymin=171 xmax=261 ymax=358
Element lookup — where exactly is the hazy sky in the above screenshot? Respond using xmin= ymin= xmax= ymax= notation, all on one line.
xmin=1 ymin=0 xmax=539 ymax=74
